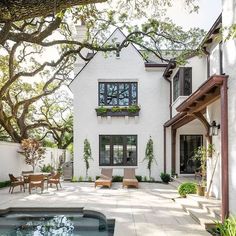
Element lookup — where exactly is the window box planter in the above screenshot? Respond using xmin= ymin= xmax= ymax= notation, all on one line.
xmin=95 ymin=106 xmax=140 ymax=117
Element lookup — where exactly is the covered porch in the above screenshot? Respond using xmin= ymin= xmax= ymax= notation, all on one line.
xmin=164 ymin=75 xmax=229 ymax=221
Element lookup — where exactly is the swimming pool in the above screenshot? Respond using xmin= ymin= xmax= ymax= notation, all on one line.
xmin=0 ymin=208 xmax=115 ymax=236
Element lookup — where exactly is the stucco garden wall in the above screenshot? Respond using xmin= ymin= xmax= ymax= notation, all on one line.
xmin=0 ymin=141 xmax=71 ymax=182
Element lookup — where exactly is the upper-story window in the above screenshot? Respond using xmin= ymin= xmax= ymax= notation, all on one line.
xmin=99 ymin=82 xmax=137 ymax=106
xmin=173 ymin=67 xmax=192 ymax=101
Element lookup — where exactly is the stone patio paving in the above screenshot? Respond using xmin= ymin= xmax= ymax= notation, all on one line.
xmin=0 ymin=182 xmax=211 ymax=236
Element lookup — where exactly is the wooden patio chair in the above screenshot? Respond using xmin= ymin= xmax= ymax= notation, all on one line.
xmin=22 ymin=170 xmax=34 ymax=188
xmin=122 ymin=168 xmax=138 ymax=188
xmin=9 ymin=174 xmax=25 ymax=194
xmin=47 ymin=173 xmax=62 ymax=190
xmin=29 ymin=174 xmax=44 ymax=194
xmin=95 ymin=169 xmax=113 ymax=188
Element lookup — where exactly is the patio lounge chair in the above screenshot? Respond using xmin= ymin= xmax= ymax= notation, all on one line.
xmin=9 ymin=174 xmax=25 ymax=194
xmin=29 ymin=174 xmax=44 ymax=194
xmin=122 ymin=168 xmax=138 ymax=188
xmin=95 ymin=169 xmax=113 ymax=188
xmin=47 ymin=173 xmax=62 ymax=190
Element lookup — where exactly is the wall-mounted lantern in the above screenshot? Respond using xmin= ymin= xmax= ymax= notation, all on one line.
xmin=210 ymin=120 xmax=220 ymax=136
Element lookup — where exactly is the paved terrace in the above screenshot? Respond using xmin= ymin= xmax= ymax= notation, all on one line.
xmin=0 ymin=182 xmax=211 ymax=236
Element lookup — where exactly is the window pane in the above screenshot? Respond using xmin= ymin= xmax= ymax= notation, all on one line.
xmin=131 ymin=83 xmax=137 ymax=105
xmin=173 ymin=71 xmax=180 ymax=101
xmin=107 ymin=83 xmax=118 ymax=105
xmin=118 ymin=83 xmax=129 ymax=106
xmin=113 ymin=136 xmax=124 ymax=165
xmin=126 ymin=136 xmax=137 ymax=165
xmin=183 ymin=68 xmax=192 ymax=96
xmin=100 ymin=136 xmax=111 ymax=165
xmin=99 ymin=83 xmax=105 ymax=105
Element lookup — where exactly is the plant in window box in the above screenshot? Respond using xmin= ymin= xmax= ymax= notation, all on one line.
xmin=95 ymin=106 xmax=108 ymax=116
xmin=127 ymin=105 xmax=140 ymax=114
xmin=111 ymin=106 xmax=122 ymax=113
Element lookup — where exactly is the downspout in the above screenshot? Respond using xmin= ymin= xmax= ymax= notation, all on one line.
xmin=221 ymin=76 xmax=229 ymax=220
xmin=163 ymin=76 xmax=171 ymax=174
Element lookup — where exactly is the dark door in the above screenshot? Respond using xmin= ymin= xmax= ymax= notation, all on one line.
xmin=180 ymin=135 xmax=203 ymax=174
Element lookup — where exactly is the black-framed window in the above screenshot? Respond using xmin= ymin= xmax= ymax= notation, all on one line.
xmin=173 ymin=67 xmax=192 ymax=101
xmin=99 ymin=135 xmax=137 ymax=166
xmin=99 ymin=82 xmax=137 ymax=106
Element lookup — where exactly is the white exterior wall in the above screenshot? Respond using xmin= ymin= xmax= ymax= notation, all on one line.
xmin=171 ymin=56 xmax=207 ymax=116
xmin=208 ymin=42 xmax=221 ymax=76
xmin=175 ymin=120 xmax=206 ymax=176
xmin=71 ymin=29 xmax=170 ymax=180
xmin=0 ymin=141 xmax=71 ymax=182
xmin=222 ymin=0 xmax=236 ymax=214
xmin=206 ymin=100 xmax=222 ymax=199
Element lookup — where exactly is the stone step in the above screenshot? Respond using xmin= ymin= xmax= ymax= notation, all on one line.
xmin=174 ymin=197 xmax=221 ymax=228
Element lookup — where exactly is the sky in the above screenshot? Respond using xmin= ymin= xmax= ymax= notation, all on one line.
xmin=166 ymin=0 xmax=222 ymax=31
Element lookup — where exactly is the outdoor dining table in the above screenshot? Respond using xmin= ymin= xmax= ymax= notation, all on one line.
xmin=22 ymin=172 xmax=52 ymax=188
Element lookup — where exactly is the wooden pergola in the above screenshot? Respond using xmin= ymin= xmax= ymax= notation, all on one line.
xmin=164 ymin=75 xmax=229 ymax=220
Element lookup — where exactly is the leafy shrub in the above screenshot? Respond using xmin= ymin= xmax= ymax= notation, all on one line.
xmin=215 ymin=216 xmax=236 ymax=236
xmin=79 ymin=176 xmax=83 ymax=182
xmin=160 ymin=173 xmax=171 ymax=183
xmin=178 ymin=182 xmax=197 ymax=197
xmin=143 ymin=176 xmax=148 ymax=182
xmin=112 ymin=176 xmax=123 ymax=182
xmin=71 ymin=176 xmax=78 ymax=182
xmin=40 ymin=164 xmax=54 ymax=173
xmin=135 ymin=175 xmax=142 ymax=182
xmin=88 ymin=176 xmax=93 ymax=182
xmin=96 ymin=176 xmax=100 ymax=180
xmin=0 ymin=181 xmax=10 ymax=188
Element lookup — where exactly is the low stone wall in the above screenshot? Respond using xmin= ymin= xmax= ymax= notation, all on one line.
xmin=0 ymin=141 xmax=71 ymax=182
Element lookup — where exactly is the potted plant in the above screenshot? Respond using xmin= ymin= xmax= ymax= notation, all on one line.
xmin=83 ymin=138 xmax=93 ymax=180
xmin=193 ymin=145 xmax=210 ymax=196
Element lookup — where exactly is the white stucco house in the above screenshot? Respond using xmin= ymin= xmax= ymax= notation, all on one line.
xmin=70 ymin=0 xmax=236 ymax=220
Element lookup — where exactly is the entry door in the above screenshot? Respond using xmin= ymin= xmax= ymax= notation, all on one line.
xmin=180 ymin=135 xmax=203 ymax=174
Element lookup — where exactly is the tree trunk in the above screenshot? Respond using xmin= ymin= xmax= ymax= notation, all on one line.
xmin=0 ymin=0 xmax=106 ymax=22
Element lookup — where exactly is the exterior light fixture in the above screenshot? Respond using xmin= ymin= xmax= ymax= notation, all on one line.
xmin=210 ymin=120 xmax=220 ymax=136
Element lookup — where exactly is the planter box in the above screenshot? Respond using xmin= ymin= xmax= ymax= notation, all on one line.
xmin=96 ymin=109 xmax=139 ymax=117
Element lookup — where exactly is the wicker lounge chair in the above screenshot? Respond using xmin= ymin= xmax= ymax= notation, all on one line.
xmin=47 ymin=173 xmax=62 ymax=190
xmin=9 ymin=174 xmax=25 ymax=194
xmin=95 ymin=169 xmax=113 ymax=188
xmin=29 ymin=174 xmax=44 ymax=194
xmin=122 ymin=168 xmax=138 ymax=188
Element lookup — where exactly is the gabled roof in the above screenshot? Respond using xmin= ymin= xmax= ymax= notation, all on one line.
xmin=69 ymin=27 xmax=149 ymax=88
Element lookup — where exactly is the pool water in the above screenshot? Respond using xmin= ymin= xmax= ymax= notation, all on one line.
xmin=0 ymin=210 xmax=114 ymax=236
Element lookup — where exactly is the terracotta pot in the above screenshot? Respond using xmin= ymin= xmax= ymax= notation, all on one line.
xmin=197 ymin=185 xmax=205 ymax=196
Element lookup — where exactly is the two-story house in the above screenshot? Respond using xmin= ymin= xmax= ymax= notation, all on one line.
xmin=70 ymin=28 xmax=170 ymax=180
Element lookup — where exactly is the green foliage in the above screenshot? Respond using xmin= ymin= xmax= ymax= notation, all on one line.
xmin=215 ymin=216 xmax=236 ymax=236
xmin=178 ymin=182 xmax=197 ymax=197
xmin=143 ymin=176 xmax=148 ymax=182
xmin=88 ymin=176 xmax=93 ymax=182
xmin=112 ymin=176 xmax=123 ymax=182
xmin=111 ymin=106 xmax=122 ymax=112
xmin=83 ymin=138 xmax=93 ymax=178
xmin=143 ymin=137 xmax=156 ymax=180
xmin=40 ymin=164 xmax=54 ymax=173
xmin=79 ymin=176 xmax=83 ymax=182
xmin=135 ymin=175 xmax=142 ymax=182
xmin=96 ymin=106 xmax=108 ymax=115
xmin=160 ymin=173 xmax=171 ymax=183
xmin=127 ymin=105 xmax=140 ymax=113
xmin=96 ymin=176 xmax=100 ymax=180
xmin=0 ymin=181 xmax=10 ymax=188
xmin=71 ymin=176 xmax=78 ymax=182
